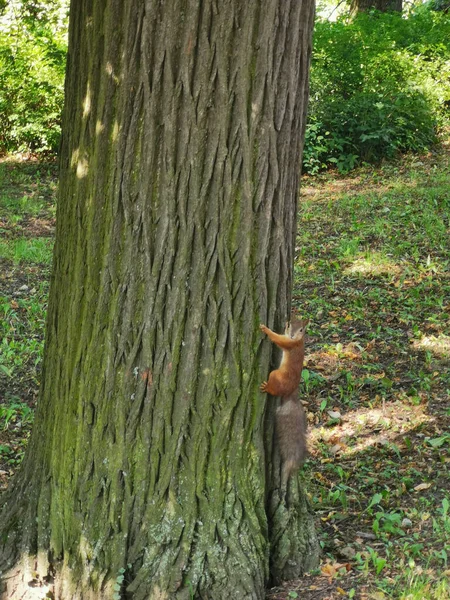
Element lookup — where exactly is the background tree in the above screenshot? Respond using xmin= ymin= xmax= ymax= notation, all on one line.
xmin=350 ymin=0 xmax=402 ymax=14
xmin=0 ymin=0 xmax=318 ymax=599
xmin=428 ymin=0 xmax=450 ymax=12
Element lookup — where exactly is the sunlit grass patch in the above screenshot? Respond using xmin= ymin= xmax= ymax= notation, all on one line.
xmin=0 ymin=237 xmax=53 ymax=265
xmin=383 ymin=573 xmax=450 ymax=600
xmin=413 ymin=334 xmax=450 ymax=358
xmin=310 ymin=400 xmax=432 ymax=457
xmin=299 ymin=167 xmax=450 ymax=269
xmin=344 ymin=252 xmax=402 ymax=277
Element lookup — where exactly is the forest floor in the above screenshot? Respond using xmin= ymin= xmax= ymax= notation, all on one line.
xmin=0 ymin=146 xmax=449 ymax=600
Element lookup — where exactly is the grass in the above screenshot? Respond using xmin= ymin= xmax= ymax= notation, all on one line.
xmin=0 ymin=158 xmax=55 ymax=484
xmin=0 ymin=237 xmax=53 ymax=264
xmin=0 ymin=281 xmax=48 ymax=378
xmin=269 ymin=146 xmax=450 ymax=599
xmin=1 ymin=150 xmax=450 ymax=598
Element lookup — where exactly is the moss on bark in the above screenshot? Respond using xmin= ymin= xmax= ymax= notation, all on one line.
xmin=0 ymin=0 xmax=318 ymax=598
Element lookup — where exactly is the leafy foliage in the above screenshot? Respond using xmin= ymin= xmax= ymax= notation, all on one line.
xmin=304 ymin=10 xmax=450 ymax=173
xmin=0 ymin=0 xmax=69 ymax=154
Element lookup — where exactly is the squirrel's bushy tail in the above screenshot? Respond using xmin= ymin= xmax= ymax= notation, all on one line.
xmin=276 ymin=394 xmax=307 ymax=487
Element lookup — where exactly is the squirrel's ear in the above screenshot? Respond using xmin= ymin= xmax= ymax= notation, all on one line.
xmin=285 ymin=321 xmax=290 ymax=334
xmin=302 ymin=318 xmax=310 ymax=328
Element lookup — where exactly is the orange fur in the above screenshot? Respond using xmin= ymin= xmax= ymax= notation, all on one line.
xmin=260 ymin=319 xmax=308 ymax=397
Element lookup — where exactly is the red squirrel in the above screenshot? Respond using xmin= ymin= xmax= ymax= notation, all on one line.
xmin=259 ymin=319 xmax=309 ymax=397
xmin=260 ymin=318 xmax=309 ymax=485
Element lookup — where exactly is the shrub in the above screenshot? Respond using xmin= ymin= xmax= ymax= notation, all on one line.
xmin=0 ymin=0 xmax=68 ymax=154
xmin=304 ymin=10 xmax=450 ymax=173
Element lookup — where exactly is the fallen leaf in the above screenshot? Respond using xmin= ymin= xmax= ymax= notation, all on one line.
xmin=414 ymin=483 xmax=431 ymax=492
xmin=328 ymin=410 xmax=342 ymax=419
xmin=321 ymin=562 xmax=338 ymax=580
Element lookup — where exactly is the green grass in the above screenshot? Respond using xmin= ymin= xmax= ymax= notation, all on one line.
xmin=381 ymin=575 xmax=450 ymax=599
xmin=0 ymin=193 xmax=49 ymax=219
xmin=0 ymin=161 xmax=55 ymax=436
xmin=0 ymin=160 xmax=57 ymax=222
xmin=2 ymin=153 xmax=450 ymax=599
xmin=0 ymin=281 xmax=48 ymax=378
xmin=0 ymin=161 xmax=54 ymax=473
xmin=0 ymin=237 xmax=53 ymax=264
xmin=0 ymin=162 xmax=56 ymax=264
xmin=293 ymin=149 xmax=450 ymax=599
xmin=0 ymin=400 xmax=34 ymax=430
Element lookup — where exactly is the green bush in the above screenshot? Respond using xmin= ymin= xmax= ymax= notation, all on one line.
xmin=304 ymin=10 xmax=450 ymax=173
xmin=0 ymin=1 xmax=68 ymax=154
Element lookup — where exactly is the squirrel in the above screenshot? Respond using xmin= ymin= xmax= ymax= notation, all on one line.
xmin=259 ymin=319 xmax=309 ymax=397
xmin=260 ymin=318 xmax=309 ymax=485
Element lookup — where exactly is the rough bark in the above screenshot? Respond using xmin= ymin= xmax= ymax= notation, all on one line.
xmin=0 ymin=0 xmax=318 ymax=598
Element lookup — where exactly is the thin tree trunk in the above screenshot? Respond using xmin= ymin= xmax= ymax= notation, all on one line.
xmin=0 ymin=1 xmax=318 ymax=598
xmin=351 ymin=0 xmax=402 ymax=13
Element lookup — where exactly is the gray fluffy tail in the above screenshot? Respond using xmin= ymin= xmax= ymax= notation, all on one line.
xmin=276 ymin=394 xmax=307 ymax=487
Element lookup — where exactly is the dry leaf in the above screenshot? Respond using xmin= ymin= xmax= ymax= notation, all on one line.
xmin=414 ymin=482 xmax=431 ymax=492
xmin=328 ymin=410 xmax=342 ymax=419
xmin=321 ymin=562 xmax=338 ymax=581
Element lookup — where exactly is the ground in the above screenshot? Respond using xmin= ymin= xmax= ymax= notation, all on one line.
xmin=0 ymin=146 xmax=449 ymax=599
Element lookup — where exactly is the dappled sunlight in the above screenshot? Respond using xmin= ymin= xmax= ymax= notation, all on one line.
xmin=76 ymin=157 xmax=89 ymax=179
xmin=344 ymin=253 xmax=402 ymax=277
xmin=301 ymin=175 xmax=427 ymax=205
xmin=310 ymin=400 xmax=433 ymax=459
xmin=70 ymin=148 xmax=79 ymax=167
xmin=70 ymin=148 xmax=89 ymax=179
xmin=0 ymin=542 xmax=119 ymax=599
xmin=82 ymin=82 xmax=91 ymax=118
xmin=105 ymin=61 xmax=120 ymax=84
xmin=300 ymin=148 xmax=450 ymax=204
xmin=301 ymin=179 xmax=394 ymax=203
xmin=95 ymin=120 xmax=105 ymax=135
xmin=305 ymin=342 xmax=367 ymax=373
xmin=112 ymin=120 xmax=119 ymax=142
xmin=1 ymin=553 xmax=53 ymax=600
xmin=413 ymin=334 xmax=450 ymax=358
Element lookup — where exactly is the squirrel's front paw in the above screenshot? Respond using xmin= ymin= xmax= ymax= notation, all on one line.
xmin=260 ymin=324 xmax=269 ymax=334
xmin=260 ymin=381 xmax=268 ymax=392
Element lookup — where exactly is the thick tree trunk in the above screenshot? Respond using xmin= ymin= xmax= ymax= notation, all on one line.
xmin=0 ymin=1 xmax=318 ymax=598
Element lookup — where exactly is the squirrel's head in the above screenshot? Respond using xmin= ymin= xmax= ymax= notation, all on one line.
xmin=286 ymin=318 xmax=309 ymax=339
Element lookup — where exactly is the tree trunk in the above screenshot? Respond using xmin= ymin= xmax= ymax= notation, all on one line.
xmin=351 ymin=0 xmax=402 ymax=13
xmin=0 ymin=1 xmax=318 ymax=598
